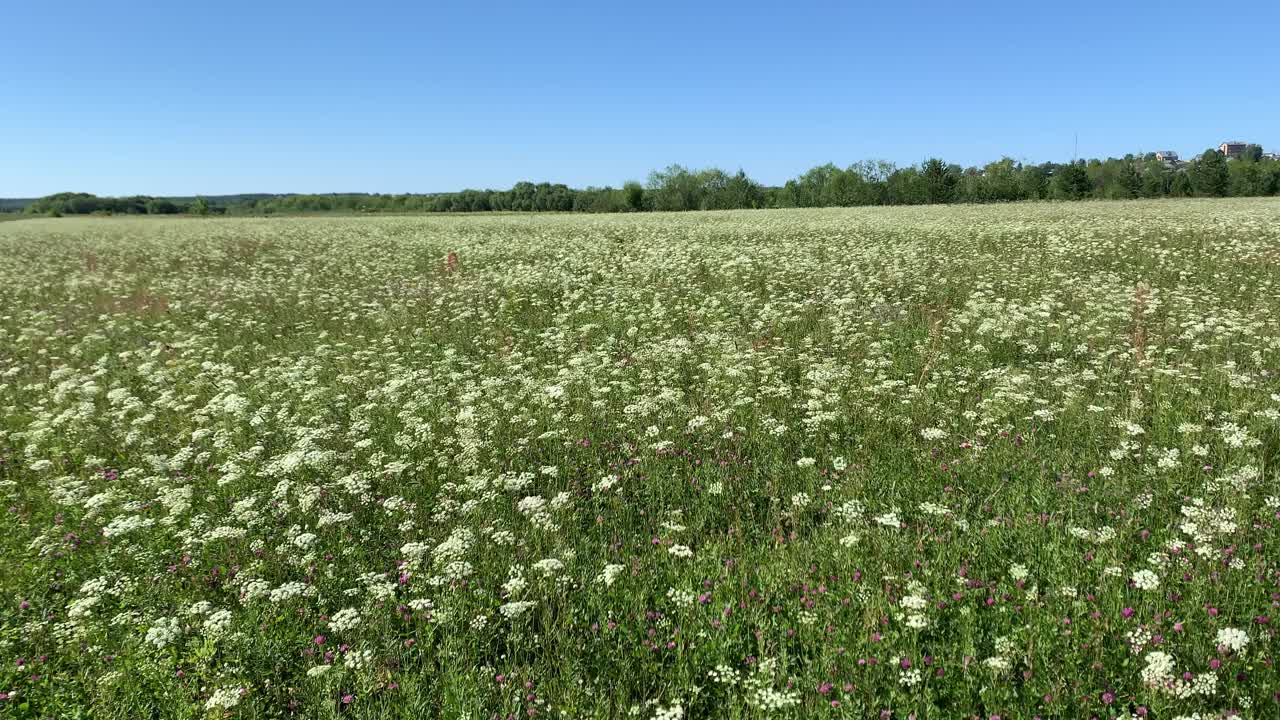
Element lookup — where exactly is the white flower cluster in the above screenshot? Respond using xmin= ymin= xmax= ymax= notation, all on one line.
xmin=983 ymin=635 xmax=1016 ymax=672
xmin=240 ymin=579 xmax=271 ymax=603
xmin=328 ymin=608 xmax=361 ymax=633
xmin=1068 ymin=525 xmax=1116 ymax=543
xmin=531 ymin=557 xmax=564 ymax=576
xmin=517 ymin=494 xmax=558 ymax=531
xmin=1141 ymin=651 xmax=1218 ymax=699
xmin=1131 ymin=569 xmax=1160 ymax=591
xmin=874 ymin=510 xmax=902 ymax=528
xmin=741 ymin=658 xmax=800 ymax=711
xmin=343 ymin=648 xmax=374 ymax=671
xmin=204 ymin=686 xmax=244 ymax=711
xmin=834 ymin=500 xmax=864 ymax=522
xmin=652 ymin=703 xmax=683 ymax=720
xmin=666 ymin=587 xmax=697 ymax=607
xmin=899 ymin=581 xmax=930 ymax=630
xmin=144 ymin=617 xmax=181 ymax=649
xmin=499 ymin=601 xmax=536 ymax=619
xmin=597 ymin=563 xmax=625 ymax=587
xmin=203 ymin=609 xmax=233 ymax=635
xmin=269 ymin=582 xmax=313 ymax=602
xmin=1215 ymin=627 xmax=1249 ymax=652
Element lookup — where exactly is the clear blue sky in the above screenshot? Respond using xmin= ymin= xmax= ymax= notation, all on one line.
xmin=2 ymin=0 xmax=1276 ymax=197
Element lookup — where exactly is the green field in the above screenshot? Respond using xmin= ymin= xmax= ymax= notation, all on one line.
xmin=1 ymin=201 xmax=1278 ymax=719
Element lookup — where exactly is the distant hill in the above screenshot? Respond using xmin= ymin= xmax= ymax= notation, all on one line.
xmin=160 ymin=194 xmax=294 ymax=204
xmin=0 ymin=194 xmax=296 ymax=213
xmin=0 ymin=193 xmax=461 ymax=214
xmin=0 ymin=198 xmax=35 ymax=211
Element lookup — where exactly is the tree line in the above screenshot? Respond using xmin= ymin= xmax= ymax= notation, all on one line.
xmin=12 ymin=148 xmax=1280 ymax=217
xmin=21 ymin=193 xmax=188 ymax=216
xmin=16 ymin=193 xmax=279 ymax=216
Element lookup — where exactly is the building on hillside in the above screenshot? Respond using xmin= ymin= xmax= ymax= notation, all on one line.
xmin=1219 ymin=141 xmax=1248 ymax=159
xmin=1263 ymin=152 xmax=1280 ymax=161
xmin=1154 ymin=150 xmax=1179 ymax=165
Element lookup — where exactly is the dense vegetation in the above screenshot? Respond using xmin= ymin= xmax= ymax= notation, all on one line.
xmin=1 ymin=202 xmax=1278 ymax=719
xmin=12 ymin=194 xmax=287 ymax=217
xmin=8 ymin=148 xmax=1280 ymax=217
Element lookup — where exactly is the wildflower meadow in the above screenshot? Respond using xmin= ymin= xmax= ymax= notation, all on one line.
xmin=0 ymin=199 xmax=1277 ymax=719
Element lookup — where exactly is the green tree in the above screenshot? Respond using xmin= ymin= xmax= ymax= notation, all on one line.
xmin=921 ymin=158 xmax=957 ymax=203
xmin=979 ymin=158 xmax=1023 ymax=202
xmin=885 ymin=167 xmax=927 ymax=204
xmin=1018 ymin=165 xmax=1049 ymax=200
xmin=1190 ymin=150 xmax=1229 ymax=197
xmin=1262 ymin=160 xmax=1280 ymax=196
xmin=623 ymin=181 xmax=645 ymax=212
xmin=1228 ymin=160 xmax=1268 ymax=197
xmin=788 ymin=164 xmax=838 ymax=207
xmin=190 ymin=197 xmax=211 ymax=215
xmin=1118 ymin=162 xmax=1142 ymax=199
xmin=646 ymin=165 xmax=699 ymax=211
xmin=1140 ymin=160 xmax=1170 ymax=198
xmin=827 ymin=166 xmax=868 ymax=206
xmin=146 ymin=198 xmax=181 ymax=214
xmin=712 ymin=170 xmax=763 ymax=209
xmin=1170 ymin=171 xmax=1193 ymax=197
xmin=1051 ymin=163 xmax=1091 ymax=200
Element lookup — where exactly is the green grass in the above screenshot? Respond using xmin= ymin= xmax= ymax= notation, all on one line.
xmin=0 ymin=200 xmax=1278 ymax=719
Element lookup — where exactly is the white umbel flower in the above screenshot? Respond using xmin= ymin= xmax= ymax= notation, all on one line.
xmin=1132 ymin=569 xmax=1160 ymax=591
xmin=1216 ymin=627 xmax=1249 ymax=652
xmin=328 ymin=608 xmax=362 ymax=633
xmin=667 ymin=544 xmax=693 ymax=558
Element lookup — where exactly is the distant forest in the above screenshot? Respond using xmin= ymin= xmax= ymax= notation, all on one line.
xmin=7 ymin=146 xmax=1280 ymax=217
